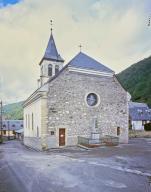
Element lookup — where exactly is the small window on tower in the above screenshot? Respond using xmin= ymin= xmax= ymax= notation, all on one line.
xmin=48 ymin=64 xmax=52 ymax=76
xmin=55 ymin=65 xmax=59 ymax=74
xmin=41 ymin=66 xmax=43 ymax=76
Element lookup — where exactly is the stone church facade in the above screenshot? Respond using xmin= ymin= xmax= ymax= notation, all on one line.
xmin=23 ymin=29 xmax=129 ymax=150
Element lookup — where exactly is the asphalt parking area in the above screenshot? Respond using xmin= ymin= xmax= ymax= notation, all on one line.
xmin=0 ymin=138 xmax=151 ymax=192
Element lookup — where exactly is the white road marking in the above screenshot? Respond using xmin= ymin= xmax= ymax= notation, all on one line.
xmin=102 ymin=180 xmax=127 ymax=188
xmin=75 ymin=159 xmax=151 ymax=177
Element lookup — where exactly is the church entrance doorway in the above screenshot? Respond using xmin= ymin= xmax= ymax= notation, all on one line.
xmin=59 ymin=128 xmax=65 ymax=146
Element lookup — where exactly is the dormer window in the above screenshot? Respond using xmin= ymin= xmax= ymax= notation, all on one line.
xmin=55 ymin=65 xmax=59 ymax=74
xmin=48 ymin=64 xmax=52 ymax=76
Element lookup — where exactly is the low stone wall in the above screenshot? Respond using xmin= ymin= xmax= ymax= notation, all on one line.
xmin=129 ymin=130 xmax=151 ymax=138
xmin=78 ymin=135 xmax=119 ymax=146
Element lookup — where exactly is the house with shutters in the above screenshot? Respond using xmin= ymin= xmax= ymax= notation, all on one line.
xmin=23 ymin=29 xmax=129 ymax=150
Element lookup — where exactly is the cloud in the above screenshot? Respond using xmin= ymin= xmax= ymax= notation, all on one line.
xmin=0 ymin=0 xmax=151 ymax=104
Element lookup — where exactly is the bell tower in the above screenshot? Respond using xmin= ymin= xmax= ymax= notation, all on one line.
xmin=39 ymin=21 xmax=64 ymax=86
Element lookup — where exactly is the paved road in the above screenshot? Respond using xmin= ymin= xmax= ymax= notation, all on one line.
xmin=0 ymin=139 xmax=151 ymax=192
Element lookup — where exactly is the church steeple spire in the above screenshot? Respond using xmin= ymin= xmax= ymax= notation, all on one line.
xmin=42 ymin=20 xmax=64 ymax=62
xmin=39 ymin=21 xmax=64 ymax=86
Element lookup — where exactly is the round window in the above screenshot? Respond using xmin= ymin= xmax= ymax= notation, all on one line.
xmin=87 ymin=93 xmax=98 ymax=106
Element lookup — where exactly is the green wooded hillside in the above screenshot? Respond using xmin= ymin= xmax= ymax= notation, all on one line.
xmin=3 ymin=101 xmax=24 ymax=120
xmin=117 ymin=56 xmax=151 ymax=107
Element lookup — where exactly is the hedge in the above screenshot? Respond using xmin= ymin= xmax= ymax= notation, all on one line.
xmin=144 ymin=123 xmax=151 ymax=131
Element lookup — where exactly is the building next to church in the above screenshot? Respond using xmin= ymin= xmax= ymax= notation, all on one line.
xmin=23 ymin=28 xmax=129 ymax=150
xmin=129 ymin=102 xmax=151 ymax=130
xmin=1 ymin=120 xmax=23 ymax=139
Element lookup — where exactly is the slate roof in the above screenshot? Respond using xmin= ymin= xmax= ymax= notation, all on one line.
xmin=68 ymin=52 xmax=114 ymax=73
xmin=43 ymin=33 xmax=64 ymax=62
xmin=2 ymin=120 xmax=23 ymax=131
xmin=129 ymin=102 xmax=151 ymax=121
xmin=129 ymin=102 xmax=148 ymax=108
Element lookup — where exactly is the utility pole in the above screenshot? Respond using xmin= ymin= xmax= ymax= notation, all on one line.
xmin=0 ymin=101 xmax=3 ymax=142
xmin=8 ymin=120 xmax=10 ymax=140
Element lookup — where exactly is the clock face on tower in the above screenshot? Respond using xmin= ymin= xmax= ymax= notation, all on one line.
xmin=87 ymin=93 xmax=98 ymax=106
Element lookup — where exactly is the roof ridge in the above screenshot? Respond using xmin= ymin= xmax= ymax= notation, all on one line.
xmin=68 ymin=51 xmax=114 ymax=73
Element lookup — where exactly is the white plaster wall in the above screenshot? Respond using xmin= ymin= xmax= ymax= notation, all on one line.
xmin=24 ymin=98 xmax=42 ymax=137
xmin=132 ymin=121 xmax=144 ymax=130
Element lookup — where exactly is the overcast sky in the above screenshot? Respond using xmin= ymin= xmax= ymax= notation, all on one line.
xmin=0 ymin=0 xmax=151 ymax=104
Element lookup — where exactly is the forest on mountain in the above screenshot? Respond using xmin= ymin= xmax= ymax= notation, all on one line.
xmin=117 ymin=56 xmax=151 ymax=107
xmin=3 ymin=101 xmax=23 ymax=120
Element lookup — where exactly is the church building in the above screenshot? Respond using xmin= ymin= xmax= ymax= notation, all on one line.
xmin=23 ymin=28 xmax=129 ymax=150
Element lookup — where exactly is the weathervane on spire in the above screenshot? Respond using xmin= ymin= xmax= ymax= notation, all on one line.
xmin=50 ymin=19 xmax=53 ymax=32
xmin=79 ymin=44 xmax=82 ymax=52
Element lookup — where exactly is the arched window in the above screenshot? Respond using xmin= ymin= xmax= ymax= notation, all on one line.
xmin=55 ymin=65 xmax=59 ymax=74
xmin=32 ymin=113 xmax=34 ymax=130
xmin=48 ymin=64 xmax=52 ymax=76
xmin=26 ymin=114 xmax=28 ymax=129
xmin=41 ymin=66 xmax=43 ymax=76
xmin=37 ymin=126 xmax=39 ymax=137
xmin=28 ymin=114 xmax=30 ymax=129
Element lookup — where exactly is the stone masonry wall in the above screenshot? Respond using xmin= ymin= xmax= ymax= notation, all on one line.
xmin=47 ymin=68 xmax=128 ymax=147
